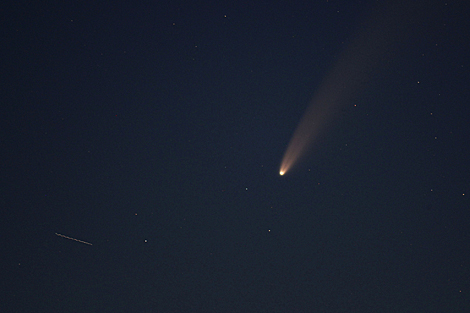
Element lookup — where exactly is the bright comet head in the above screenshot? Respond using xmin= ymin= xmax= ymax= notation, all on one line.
xmin=279 ymin=170 xmax=285 ymax=176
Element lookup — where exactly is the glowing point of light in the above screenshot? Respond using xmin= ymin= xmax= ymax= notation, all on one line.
xmin=279 ymin=170 xmax=285 ymax=176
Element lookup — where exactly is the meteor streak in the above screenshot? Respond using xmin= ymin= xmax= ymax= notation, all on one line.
xmin=55 ymin=232 xmax=93 ymax=246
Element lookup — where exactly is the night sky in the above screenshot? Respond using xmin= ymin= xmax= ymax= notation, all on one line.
xmin=2 ymin=0 xmax=470 ymax=312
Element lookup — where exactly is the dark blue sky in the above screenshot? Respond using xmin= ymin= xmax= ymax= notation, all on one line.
xmin=2 ymin=0 xmax=470 ymax=312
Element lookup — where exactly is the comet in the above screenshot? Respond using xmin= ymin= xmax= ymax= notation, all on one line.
xmin=279 ymin=0 xmax=418 ymax=175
